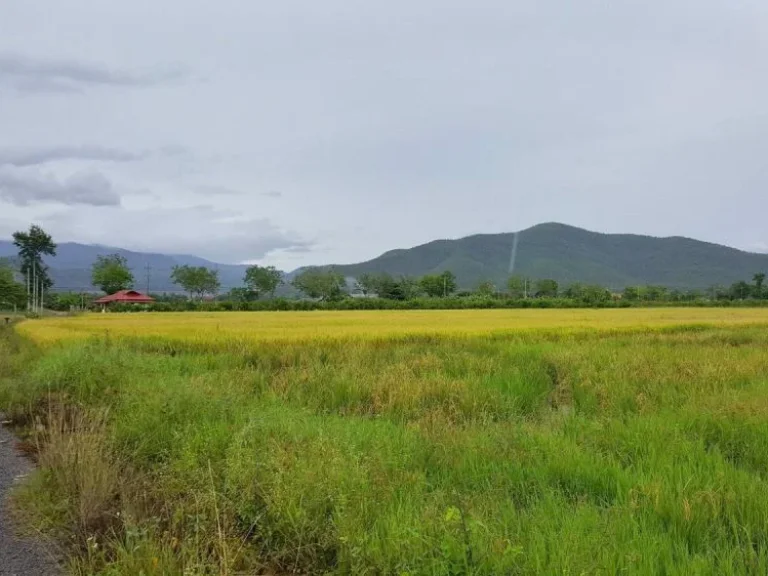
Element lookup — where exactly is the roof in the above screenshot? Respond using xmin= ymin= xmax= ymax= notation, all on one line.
xmin=93 ymin=290 xmax=155 ymax=304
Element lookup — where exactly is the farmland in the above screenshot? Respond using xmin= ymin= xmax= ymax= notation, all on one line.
xmin=3 ymin=309 xmax=768 ymax=575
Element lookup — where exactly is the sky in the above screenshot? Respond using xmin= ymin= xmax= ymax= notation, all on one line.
xmin=1 ymin=1 xmax=767 ymax=268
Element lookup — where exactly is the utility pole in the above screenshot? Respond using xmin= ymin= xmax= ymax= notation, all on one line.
xmin=32 ymin=261 xmax=37 ymax=314
xmin=145 ymin=263 xmax=151 ymax=295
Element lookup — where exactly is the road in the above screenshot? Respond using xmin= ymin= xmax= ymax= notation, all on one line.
xmin=0 ymin=417 xmax=59 ymax=576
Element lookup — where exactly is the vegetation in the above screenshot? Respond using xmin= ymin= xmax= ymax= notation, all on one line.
xmin=4 ymin=312 xmax=768 ymax=574
xmin=11 ymin=224 xmax=56 ymax=311
xmin=0 ymin=262 xmax=26 ymax=310
xmin=419 ymin=271 xmax=457 ymax=298
xmin=91 ymin=254 xmax=134 ymax=295
xmin=5 ymin=223 xmax=768 ymax=293
xmin=244 ymin=265 xmax=283 ymax=299
xmin=170 ymin=265 xmax=221 ymax=299
xmin=332 ymin=222 xmax=768 ymax=289
xmin=291 ymin=268 xmax=347 ymax=301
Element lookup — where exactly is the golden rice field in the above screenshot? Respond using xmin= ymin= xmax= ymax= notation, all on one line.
xmin=18 ymin=307 xmax=768 ymax=345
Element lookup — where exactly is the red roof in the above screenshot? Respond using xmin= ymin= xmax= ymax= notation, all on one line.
xmin=94 ymin=290 xmax=155 ymax=304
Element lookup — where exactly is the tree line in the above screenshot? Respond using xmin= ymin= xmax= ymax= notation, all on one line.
xmin=2 ymin=224 xmax=768 ymax=312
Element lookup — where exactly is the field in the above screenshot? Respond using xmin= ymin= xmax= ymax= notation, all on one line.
xmin=17 ymin=308 xmax=768 ymax=345
xmin=3 ymin=309 xmax=768 ymax=575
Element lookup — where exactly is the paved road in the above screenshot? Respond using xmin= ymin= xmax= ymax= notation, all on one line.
xmin=0 ymin=417 xmax=60 ymax=576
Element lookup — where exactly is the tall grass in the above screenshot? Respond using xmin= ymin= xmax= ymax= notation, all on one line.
xmin=3 ymin=318 xmax=768 ymax=574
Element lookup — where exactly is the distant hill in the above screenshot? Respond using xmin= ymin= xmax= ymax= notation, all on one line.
xmin=0 ymin=241 xmax=250 ymax=292
xmin=2 ymin=223 xmax=767 ymax=292
xmin=333 ymin=223 xmax=768 ymax=290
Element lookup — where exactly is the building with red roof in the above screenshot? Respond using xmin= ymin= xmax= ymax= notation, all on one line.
xmin=93 ymin=290 xmax=155 ymax=306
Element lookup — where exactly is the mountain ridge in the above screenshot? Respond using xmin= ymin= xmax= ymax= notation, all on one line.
xmin=2 ymin=222 xmax=767 ymax=291
xmin=331 ymin=223 xmax=768 ymax=289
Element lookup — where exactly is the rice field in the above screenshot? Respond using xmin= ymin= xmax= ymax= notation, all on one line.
xmin=3 ymin=309 xmax=768 ymax=575
xmin=17 ymin=307 xmax=768 ymax=345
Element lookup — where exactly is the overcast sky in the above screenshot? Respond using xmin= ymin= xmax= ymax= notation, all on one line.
xmin=1 ymin=1 xmax=767 ymax=267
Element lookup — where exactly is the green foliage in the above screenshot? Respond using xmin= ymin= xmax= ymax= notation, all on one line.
xmin=12 ymin=224 xmax=57 ymax=292
xmin=244 ymin=265 xmax=282 ymax=299
xmin=292 ymin=268 xmax=347 ymax=301
xmin=476 ymin=280 xmax=496 ymax=297
xmin=45 ymin=292 xmax=95 ymax=311
xmin=420 ymin=271 xmax=457 ymax=298
xmin=534 ymin=278 xmax=558 ymax=298
xmin=506 ymin=275 xmax=529 ymax=298
xmin=753 ymin=273 xmax=765 ymax=298
xmin=0 ymin=264 xmax=26 ymax=309
xmin=730 ymin=280 xmax=752 ymax=300
xmin=354 ymin=272 xmax=379 ymax=296
xmin=565 ymin=283 xmax=612 ymax=305
xmin=6 ymin=326 xmax=768 ymax=574
xmin=91 ymin=253 xmax=134 ymax=295
xmin=170 ymin=265 xmax=221 ymax=299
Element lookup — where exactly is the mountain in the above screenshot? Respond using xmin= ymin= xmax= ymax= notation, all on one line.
xmin=0 ymin=241 xmax=249 ymax=292
xmin=2 ymin=223 xmax=767 ymax=292
xmin=332 ymin=223 xmax=768 ymax=290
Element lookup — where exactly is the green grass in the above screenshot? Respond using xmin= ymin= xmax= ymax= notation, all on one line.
xmin=3 ymin=324 xmax=768 ymax=574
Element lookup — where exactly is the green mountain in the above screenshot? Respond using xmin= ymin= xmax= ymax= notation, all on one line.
xmin=3 ymin=223 xmax=766 ymax=293
xmin=333 ymin=223 xmax=768 ymax=290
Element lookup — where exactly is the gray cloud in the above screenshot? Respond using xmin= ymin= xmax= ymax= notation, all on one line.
xmin=194 ymin=186 xmax=282 ymax=198
xmin=0 ymin=52 xmax=186 ymax=92
xmin=0 ymin=167 xmax=120 ymax=207
xmin=38 ymin=205 xmax=310 ymax=263
xmin=0 ymin=145 xmax=146 ymax=167
xmin=193 ymin=185 xmax=245 ymax=196
xmin=1 ymin=1 xmax=767 ymax=268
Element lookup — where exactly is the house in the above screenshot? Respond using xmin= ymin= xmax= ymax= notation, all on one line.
xmin=93 ymin=290 xmax=155 ymax=307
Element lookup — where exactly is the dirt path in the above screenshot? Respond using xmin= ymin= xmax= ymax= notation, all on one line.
xmin=0 ymin=417 xmax=60 ymax=576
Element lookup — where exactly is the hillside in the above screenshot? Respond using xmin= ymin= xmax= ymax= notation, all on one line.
xmin=333 ymin=223 xmax=768 ymax=290
xmin=2 ymin=223 xmax=767 ymax=292
xmin=0 ymin=241 xmax=249 ymax=292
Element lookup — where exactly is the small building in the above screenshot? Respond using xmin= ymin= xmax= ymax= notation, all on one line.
xmin=93 ymin=290 xmax=155 ymax=308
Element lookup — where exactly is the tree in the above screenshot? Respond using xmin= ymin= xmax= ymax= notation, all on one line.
xmin=623 ymin=286 xmax=641 ymax=301
xmin=420 ymin=271 xmax=457 ymax=298
xmin=227 ymin=287 xmax=254 ymax=303
xmin=0 ymin=264 xmax=26 ymax=309
xmin=534 ymin=279 xmax=558 ymax=298
xmin=171 ymin=265 xmax=220 ymax=299
xmin=377 ymin=274 xmax=406 ymax=300
xmin=563 ymin=283 xmax=585 ymax=299
xmin=12 ymin=225 xmax=56 ymax=310
xmin=91 ymin=254 xmax=134 ymax=295
xmin=292 ymin=268 xmax=347 ymax=300
xmin=730 ymin=280 xmax=751 ymax=300
xmin=354 ymin=273 xmax=380 ymax=296
xmin=398 ymin=276 xmax=421 ymax=299
xmin=476 ymin=280 xmax=496 ymax=297
xmin=579 ymin=285 xmax=611 ymax=305
xmin=644 ymin=286 xmax=668 ymax=301
xmin=753 ymin=272 xmax=766 ymax=299
xmin=244 ymin=265 xmax=283 ymax=299
xmin=507 ymin=275 xmax=528 ymax=299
